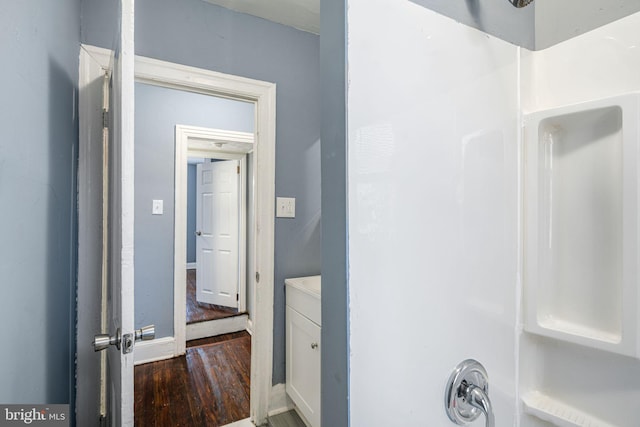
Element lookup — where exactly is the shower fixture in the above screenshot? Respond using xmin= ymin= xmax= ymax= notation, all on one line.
xmin=510 ymin=0 xmax=533 ymax=7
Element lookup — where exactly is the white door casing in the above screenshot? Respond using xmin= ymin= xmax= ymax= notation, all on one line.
xmin=174 ymin=125 xmax=252 ymax=355
xmin=77 ymin=46 xmax=108 ymax=426
xmin=196 ymin=160 xmax=240 ymax=308
xmin=105 ymin=0 xmax=135 ymax=425
xmin=79 ymin=45 xmax=276 ymax=426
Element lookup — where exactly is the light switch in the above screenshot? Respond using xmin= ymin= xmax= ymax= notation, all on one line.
xmin=276 ymin=197 xmax=295 ymax=218
xmin=152 ymin=199 xmax=163 ymax=215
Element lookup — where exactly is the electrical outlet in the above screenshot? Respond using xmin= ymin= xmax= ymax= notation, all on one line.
xmin=276 ymin=197 xmax=295 ymax=218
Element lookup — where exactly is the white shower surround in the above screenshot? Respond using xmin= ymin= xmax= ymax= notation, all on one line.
xmin=347 ymin=1 xmax=640 ymax=426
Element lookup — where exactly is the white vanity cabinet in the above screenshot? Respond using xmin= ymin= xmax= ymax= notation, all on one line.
xmin=285 ymin=276 xmax=321 ymax=427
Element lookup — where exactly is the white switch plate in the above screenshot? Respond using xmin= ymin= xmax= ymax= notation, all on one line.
xmin=152 ymin=199 xmax=163 ymax=215
xmin=276 ymin=197 xmax=295 ymax=218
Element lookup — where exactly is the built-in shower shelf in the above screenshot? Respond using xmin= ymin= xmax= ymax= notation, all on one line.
xmin=523 ymin=392 xmax=617 ymax=427
xmin=530 ymin=317 xmax=621 ymax=345
xmin=523 ymin=92 xmax=640 ymax=359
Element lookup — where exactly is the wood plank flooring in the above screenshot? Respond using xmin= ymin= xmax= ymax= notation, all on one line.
xmin=135 ymin=331 xmax=251 ymax=427
xmin=187 ymin=269 xmax=239 ymax=324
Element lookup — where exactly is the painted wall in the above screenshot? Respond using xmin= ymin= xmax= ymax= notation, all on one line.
xmin=0 ymin=0 xmax=80 ymax=408
xmin=134 ymin=82 xmax=253 ymax=338
xmin=520 ymin=12 xmax=640 ymax=427
xmin=347 ymin=1 xmax=520 ymax=425
xmin=82 ymin=0 xmax=321 ymax=384
xmin=187 ymin=164 xmax=197 ymax=264
xmin=320 ymin=0 xmax=349 ymax=426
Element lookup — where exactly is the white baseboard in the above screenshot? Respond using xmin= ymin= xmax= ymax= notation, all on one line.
xmin=134 ymin=336 xmax=176 ymax=365
xmin=186 ymin=262 xmax=196 ymax=269
xmin=268 ymin=383 xmax=294 ymax=417
xmin=220 ymin=418 xmax=253 ymax=427
xmin=246 ymin=318 xmax=254 ymax=335
xmin=186 ymin=314 xmax=249 ymax=341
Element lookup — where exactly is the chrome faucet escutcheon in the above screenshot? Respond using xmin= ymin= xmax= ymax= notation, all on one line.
xmin=445 ymin=359 xmax=494 ymax=427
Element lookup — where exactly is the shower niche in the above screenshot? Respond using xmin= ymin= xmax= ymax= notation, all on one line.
xmin=521 ymin=93 xmax=640 ymax=427
xmin=523 ymin=93 xmax=640 ymax=358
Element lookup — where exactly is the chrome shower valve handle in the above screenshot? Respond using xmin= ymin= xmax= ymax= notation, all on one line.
xmin=445 ymin=359 xmax=495 ymax=427
xmin=510 ymin=0 xmax=534 ymax=7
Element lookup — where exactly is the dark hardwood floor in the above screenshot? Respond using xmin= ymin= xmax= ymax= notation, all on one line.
xmin=187 ymin=269 xmax=239 ymax=324
xmin=135 ymin=331 xmax=251 ymax=427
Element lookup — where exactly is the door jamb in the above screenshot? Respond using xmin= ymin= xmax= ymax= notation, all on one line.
xmin=79 ymin=44 xmax=276 ymax=426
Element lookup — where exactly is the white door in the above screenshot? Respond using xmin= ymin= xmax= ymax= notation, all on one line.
xmin=195 ymin=160 xmax=240 ymax=308
xmin=104 ymin=0 xmax=135 ymax=425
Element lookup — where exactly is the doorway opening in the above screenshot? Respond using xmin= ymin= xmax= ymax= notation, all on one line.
xmin=76 ymin=44 xmax=276 ymax=427
xmin=134 ymin=125 xmax=258 ymax=424
xmin=178 ymin=126 xmax=254 ymax=344
xmin=188 ymin=156 xmax=245 ymax=324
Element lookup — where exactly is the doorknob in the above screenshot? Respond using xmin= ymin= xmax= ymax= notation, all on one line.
xmin=135 ymin=325 xmax=155 ymax=342
xmin=195 ymin=230 xmax=202 ymax=236
xmin=445 ymin=359 xmax=494 ymax=427
xmin=93 ymin=328 xmax=121 ymax=352
xmin=94 ymin=325 xmax=155 ymax=353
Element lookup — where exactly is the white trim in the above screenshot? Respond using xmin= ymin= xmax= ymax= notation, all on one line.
xmin=220 ymin=418 xmax=254 ymax=427
xmin=77 ymin=45 xmax=109 ymax=427
xmin=186 ymin=262 xmax=196 ymax=269
xmin=80 ymin=44 xmax=276 ymax=426
xmin=237 ymin=155 xmax=248 ymax=314
xmin=134 ymin=55 xmax=276 ymax=102
xmin=133 ymin=315 xmax=248 ymax=365
xmin=134 ymin=337 xmax=177 ymax=365
xmin=186 ymin=315 xmax=249 ymax=341
xmin=174 ymin=123 xmax=188 ymax=356
xmin=268 ymin=383 xmax=295 ymax=417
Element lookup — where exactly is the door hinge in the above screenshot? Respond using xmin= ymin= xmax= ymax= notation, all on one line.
xmin=237 ymin=165 xmax=240 ymax=174
xmin=102 ymin=109 xmax=109 ymax=129
xmin=255 ymin=271 xmax=260 ymax=283
xmin=236 ymin=293 xmax=239 ymax=302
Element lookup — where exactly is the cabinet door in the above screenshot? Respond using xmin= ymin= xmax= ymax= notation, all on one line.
xmin=286 ymin=306 xmax=321 ymax=427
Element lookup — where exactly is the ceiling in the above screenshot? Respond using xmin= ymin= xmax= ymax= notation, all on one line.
xmin=201 ymin=0 xmax=320 ymax=34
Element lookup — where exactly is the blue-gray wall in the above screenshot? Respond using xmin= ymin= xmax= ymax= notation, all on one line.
xmin=82 ymin=0 xmax=321 ymax=384
xmin=135 ymin=82 xmax=254 ymax=338
xmin=320 ymin=1 xmax=349 ymax=426
xmin=0 ymin=0 xmax=80 ymax=411
xmin=187 ymin=164 xmax=197 ymax=264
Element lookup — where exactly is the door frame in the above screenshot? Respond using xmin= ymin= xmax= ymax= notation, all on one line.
xmin=175 ymin=125 xmax=252 ymax=348
xmin=78 ymin=44 xmax=276 ymax=426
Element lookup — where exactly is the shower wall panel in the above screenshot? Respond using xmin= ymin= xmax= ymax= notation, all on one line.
xmin=347 ymin=1 xmax=520 ymax=425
